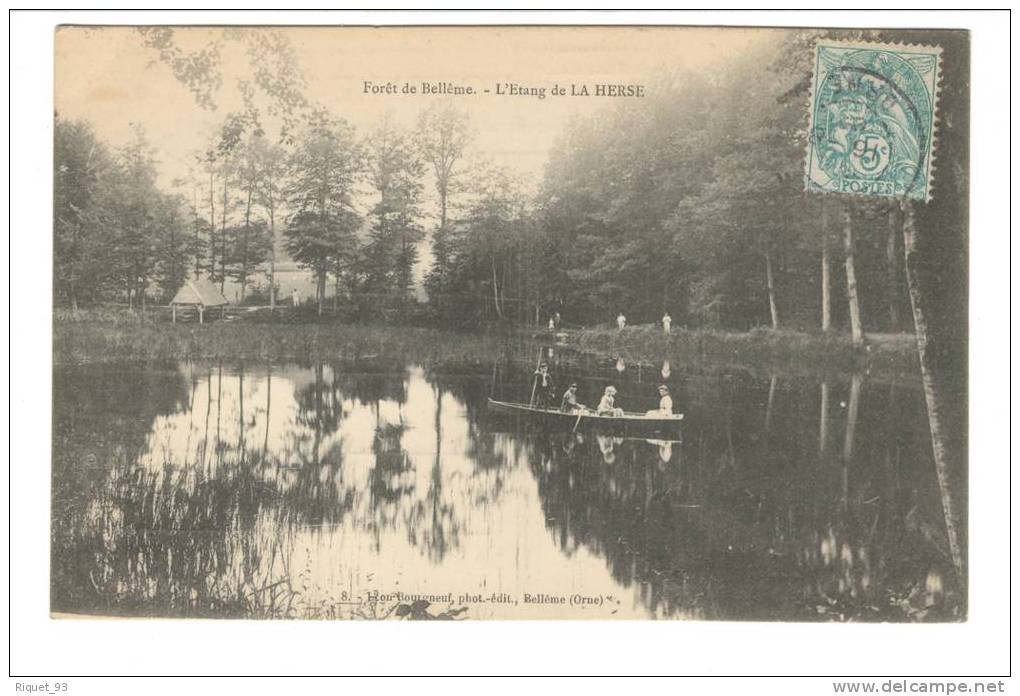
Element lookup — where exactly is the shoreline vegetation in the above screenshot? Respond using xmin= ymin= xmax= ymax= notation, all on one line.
xmin=53 ymin=307 xmax=920 ymax=381
xmin=562 ymin=324 xmax=919 ymax=379
xmin=53 ymin=308 xmax=500 ymax=369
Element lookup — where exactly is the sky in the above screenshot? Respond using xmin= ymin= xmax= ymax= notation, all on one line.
xmin=54 ymin=25 xmax=779 ymax=294
xmin=55 ymin=25 xmax=777 ymax=190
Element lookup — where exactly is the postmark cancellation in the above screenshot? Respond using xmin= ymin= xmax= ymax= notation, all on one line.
xmin=805 ymin=41 xmax=942 ymax=202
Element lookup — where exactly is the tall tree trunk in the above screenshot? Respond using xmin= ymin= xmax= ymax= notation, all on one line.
xmin=169 ymin=225 xmax=177 ymax=301
xmin=886 ymin=206 xmax=902 ymax=332
xmin=334 ymin=258 xmax=341 ymax=312
xmin=843 ymin=206 xmax=864 ymax=346
xmin=819 ymin=381 xmax=829 ymax=453
xmin=439 ymin=183 xmax=448 ymax=230
xmin=500 ymin=263 xmax=507 ymax=318
xmin=69 ymin=221 xmax=80 ymax=311
xmin=765 ymin=249 xmax=780 ymax=329
xmin=220 ymin=176 xmax=228 ymax=294
xmin=208 ymin=171 xmax=216 ymax=282
xmin=193 ymin=187 xmax=202 ymax=279
xmin=239 ymin=186 xmax=253 ymax=304
xmin=317 ymin=193 xmax=328 ymax=317
xmin=436 ymin=183 xmax=449 ymax=284
xmin=491 ymin=256 xmax=503 ymax=319
xmin=268 ymin=204 xmax=276 ymax=312
xmin=901 ymin=200 xmax=963 ymax=578
xmin=166 ymin=209 xmax=180 ymax=301
xmin=764 ymin=374 xmax=777 ymax=436
xmin=401 ymin=232 xmax=410 ymax=305
xmin=317 ymin=264 xmax=326 ymax=316
xmin=843 ymin=373 xmax=862 ymax=462
xmin=821 ymin=206 xmax=831 ymax=331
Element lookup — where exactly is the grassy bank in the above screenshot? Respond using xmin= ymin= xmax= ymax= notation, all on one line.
xmin=53 ymin=308 xmax=920 ymax=379
xmin=53 ymin=309 xmax=502 ymax=367
xmin=560 ymin=324 xmax=919 ymax=379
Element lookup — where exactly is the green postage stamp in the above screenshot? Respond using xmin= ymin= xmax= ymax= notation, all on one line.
xmin=805 ymin=41 xmax=942 ymax=202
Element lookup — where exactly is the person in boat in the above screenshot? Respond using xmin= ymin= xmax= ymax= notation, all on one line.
xmin=597 ymin=385 xmax=624 ymax=417
xmin=560 ymin=382 xmax=588 ymax=413
xmin=533 ymin=362 xmax=556 ymax=409
xmin=647 ymin=384 xmax=674 ymax=415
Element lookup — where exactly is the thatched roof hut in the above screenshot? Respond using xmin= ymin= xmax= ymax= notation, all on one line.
xmin=171 ymin=278 xmax=228 ymax=307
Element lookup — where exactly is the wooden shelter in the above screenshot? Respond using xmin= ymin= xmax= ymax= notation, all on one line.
xmin=170 ymin=278 xmax=229 ymax=323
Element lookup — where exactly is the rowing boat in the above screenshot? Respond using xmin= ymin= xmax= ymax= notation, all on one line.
xmin=487 ymin=398 xmax=683 ymax=435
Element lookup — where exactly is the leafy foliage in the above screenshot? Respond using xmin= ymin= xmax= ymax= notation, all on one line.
xmin=58 ymin=27 xmax=966 ymax=347
xmin=284 ymin=112 xmax=363 ymax=313
xmin=364 ymin=119 xmax=426 ymax=305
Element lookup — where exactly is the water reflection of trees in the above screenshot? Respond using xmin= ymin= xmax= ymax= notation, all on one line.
xmin=53 ymin=356 xmax=964 ymax=621
xmin=52 ymin=357 xmax=334 ymax=612
xmin=52 ymin=360 xmax=498 ymax=617
xmin=51 ymin=363 xmax=194 ymax=614
xmin=519 ymin=372 xmax=964 ymax=621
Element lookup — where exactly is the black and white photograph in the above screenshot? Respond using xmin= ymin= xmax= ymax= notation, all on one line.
xmin=8 ymin=8 xmax=1013 ymax=683
xmin=47 ymin=23 xmax=971 ymax=623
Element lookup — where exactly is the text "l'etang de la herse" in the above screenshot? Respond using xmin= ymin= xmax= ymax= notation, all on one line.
xmin=495 ymin=82 xmax=645 ymax=99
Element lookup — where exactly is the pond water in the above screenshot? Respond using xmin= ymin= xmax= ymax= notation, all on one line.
xmin=51 ymin=347 xmax=965 ymax=620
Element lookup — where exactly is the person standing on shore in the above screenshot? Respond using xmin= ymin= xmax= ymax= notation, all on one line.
xmin=662 ymin=312 xmax=672 ymax=334
xmin=292 ymin=288 xmax=300 ymax=308
xmin=616 ymin=312 xmax=627 ymax=331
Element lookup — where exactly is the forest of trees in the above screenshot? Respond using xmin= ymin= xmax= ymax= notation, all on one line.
xmin=54 ymin=27 xmax=967 ymax=347
xmin=54 ymin=102 xmax=489 ymax=317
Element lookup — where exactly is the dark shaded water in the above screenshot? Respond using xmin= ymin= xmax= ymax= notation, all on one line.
xmin=51 ymin=347 xmax=965 ymax=620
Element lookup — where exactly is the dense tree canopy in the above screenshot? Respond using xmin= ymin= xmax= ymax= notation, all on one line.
xmin=55 ymin=27 xmax=966 ymax=353
xmin=284 ymin=112 xmax=363 ymax=314
xmin=55 ymin=119 xmax=195 ymax=308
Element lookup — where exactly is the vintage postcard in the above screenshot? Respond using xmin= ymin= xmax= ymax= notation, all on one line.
xmin=51 ymin=25 xmax=969 ymax=621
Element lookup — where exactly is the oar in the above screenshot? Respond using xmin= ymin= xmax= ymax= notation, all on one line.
xmin=528 ymin=347 xmax=543 ymax=407
xmin=571 ymin=410 xmax=584 ymax=433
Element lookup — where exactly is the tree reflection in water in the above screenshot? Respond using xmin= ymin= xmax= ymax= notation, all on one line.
xmin=52 ymin=353 xmax=964 ymax=620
